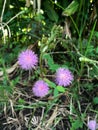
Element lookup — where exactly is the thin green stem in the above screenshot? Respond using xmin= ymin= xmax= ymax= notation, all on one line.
xmin=70 ymin=16 xmax=80 ymax=37
xmin=85 ymin=20 xmax=97 ymax=56
xmin=50 ymin=0 xmax=64 ymax=10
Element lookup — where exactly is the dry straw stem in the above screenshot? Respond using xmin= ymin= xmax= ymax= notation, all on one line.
xmin=45 ymin=106 xmax=58 ymax=129
xmin=0 ymin=22 xmax=11 ymax=41
xmin=0 ymin=62 xmax=18 ymax=80
xmin=25 ymin=0 xmax=30 ymax=7
xmin=3 ymin=99 xmax=21 ymax=129
xmin=37 ymin=0 xmax=41 ymax=13
xmin=1 ymin=0 xmax=6 ymax=22
xmin=25 ymin=0 xmax=41 ymax=13
xmin=6 ymin=11 xmax=24 ymax=25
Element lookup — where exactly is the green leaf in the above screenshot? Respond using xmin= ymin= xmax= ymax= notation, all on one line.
xmin=50 ymin=64 xmax=60 ymax=71
xmin=70 ymin=119 xmax=83 ymax=130
xmin=57 ymin=86 xmax=66 ymax=93
xmin=43 ymin=0 xmax=59 ymax=22
xmin=93 ymin=97 xmax=98 ymax=105
xmin=43 ymin=54 xmax=54 ymax=65
xmin=43 ymin=54 xmax=60 ymax=72
xmin=62 ymin=0 xmax=79 ymax=16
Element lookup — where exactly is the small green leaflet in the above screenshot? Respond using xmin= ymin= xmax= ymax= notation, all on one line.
xmin=62 ymin=0 xmax=79 ymax=16
xmin=70 ymin=119 xmax=83 ymax=130
xmin=57 ymin=86 xmax=66 ymax=93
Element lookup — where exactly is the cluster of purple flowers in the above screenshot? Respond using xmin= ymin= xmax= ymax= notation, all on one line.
xmin=18 ymin=49 xmax=74 ymax=97
xmin=18 ymin=50 xmax=98 ymax=130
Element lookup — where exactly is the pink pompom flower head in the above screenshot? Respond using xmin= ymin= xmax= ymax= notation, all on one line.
xmin=18 ymin=49 xmax=38 ymax=70
xmin=55 ymin=68 xmax=74 ymax=87
xmin=87 ymin=120 xmax=97 ymax=130
xmin=32 ymin=80 xmax=49 ymax=97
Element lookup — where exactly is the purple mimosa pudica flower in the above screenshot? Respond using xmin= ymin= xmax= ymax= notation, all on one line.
xmin=55 ymin=68 xmax=74 ymax=87
xmin=32 ymin=80 xmax=49 ymax=97
xmin=18 ymin=49 xmax=38 ymax=70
